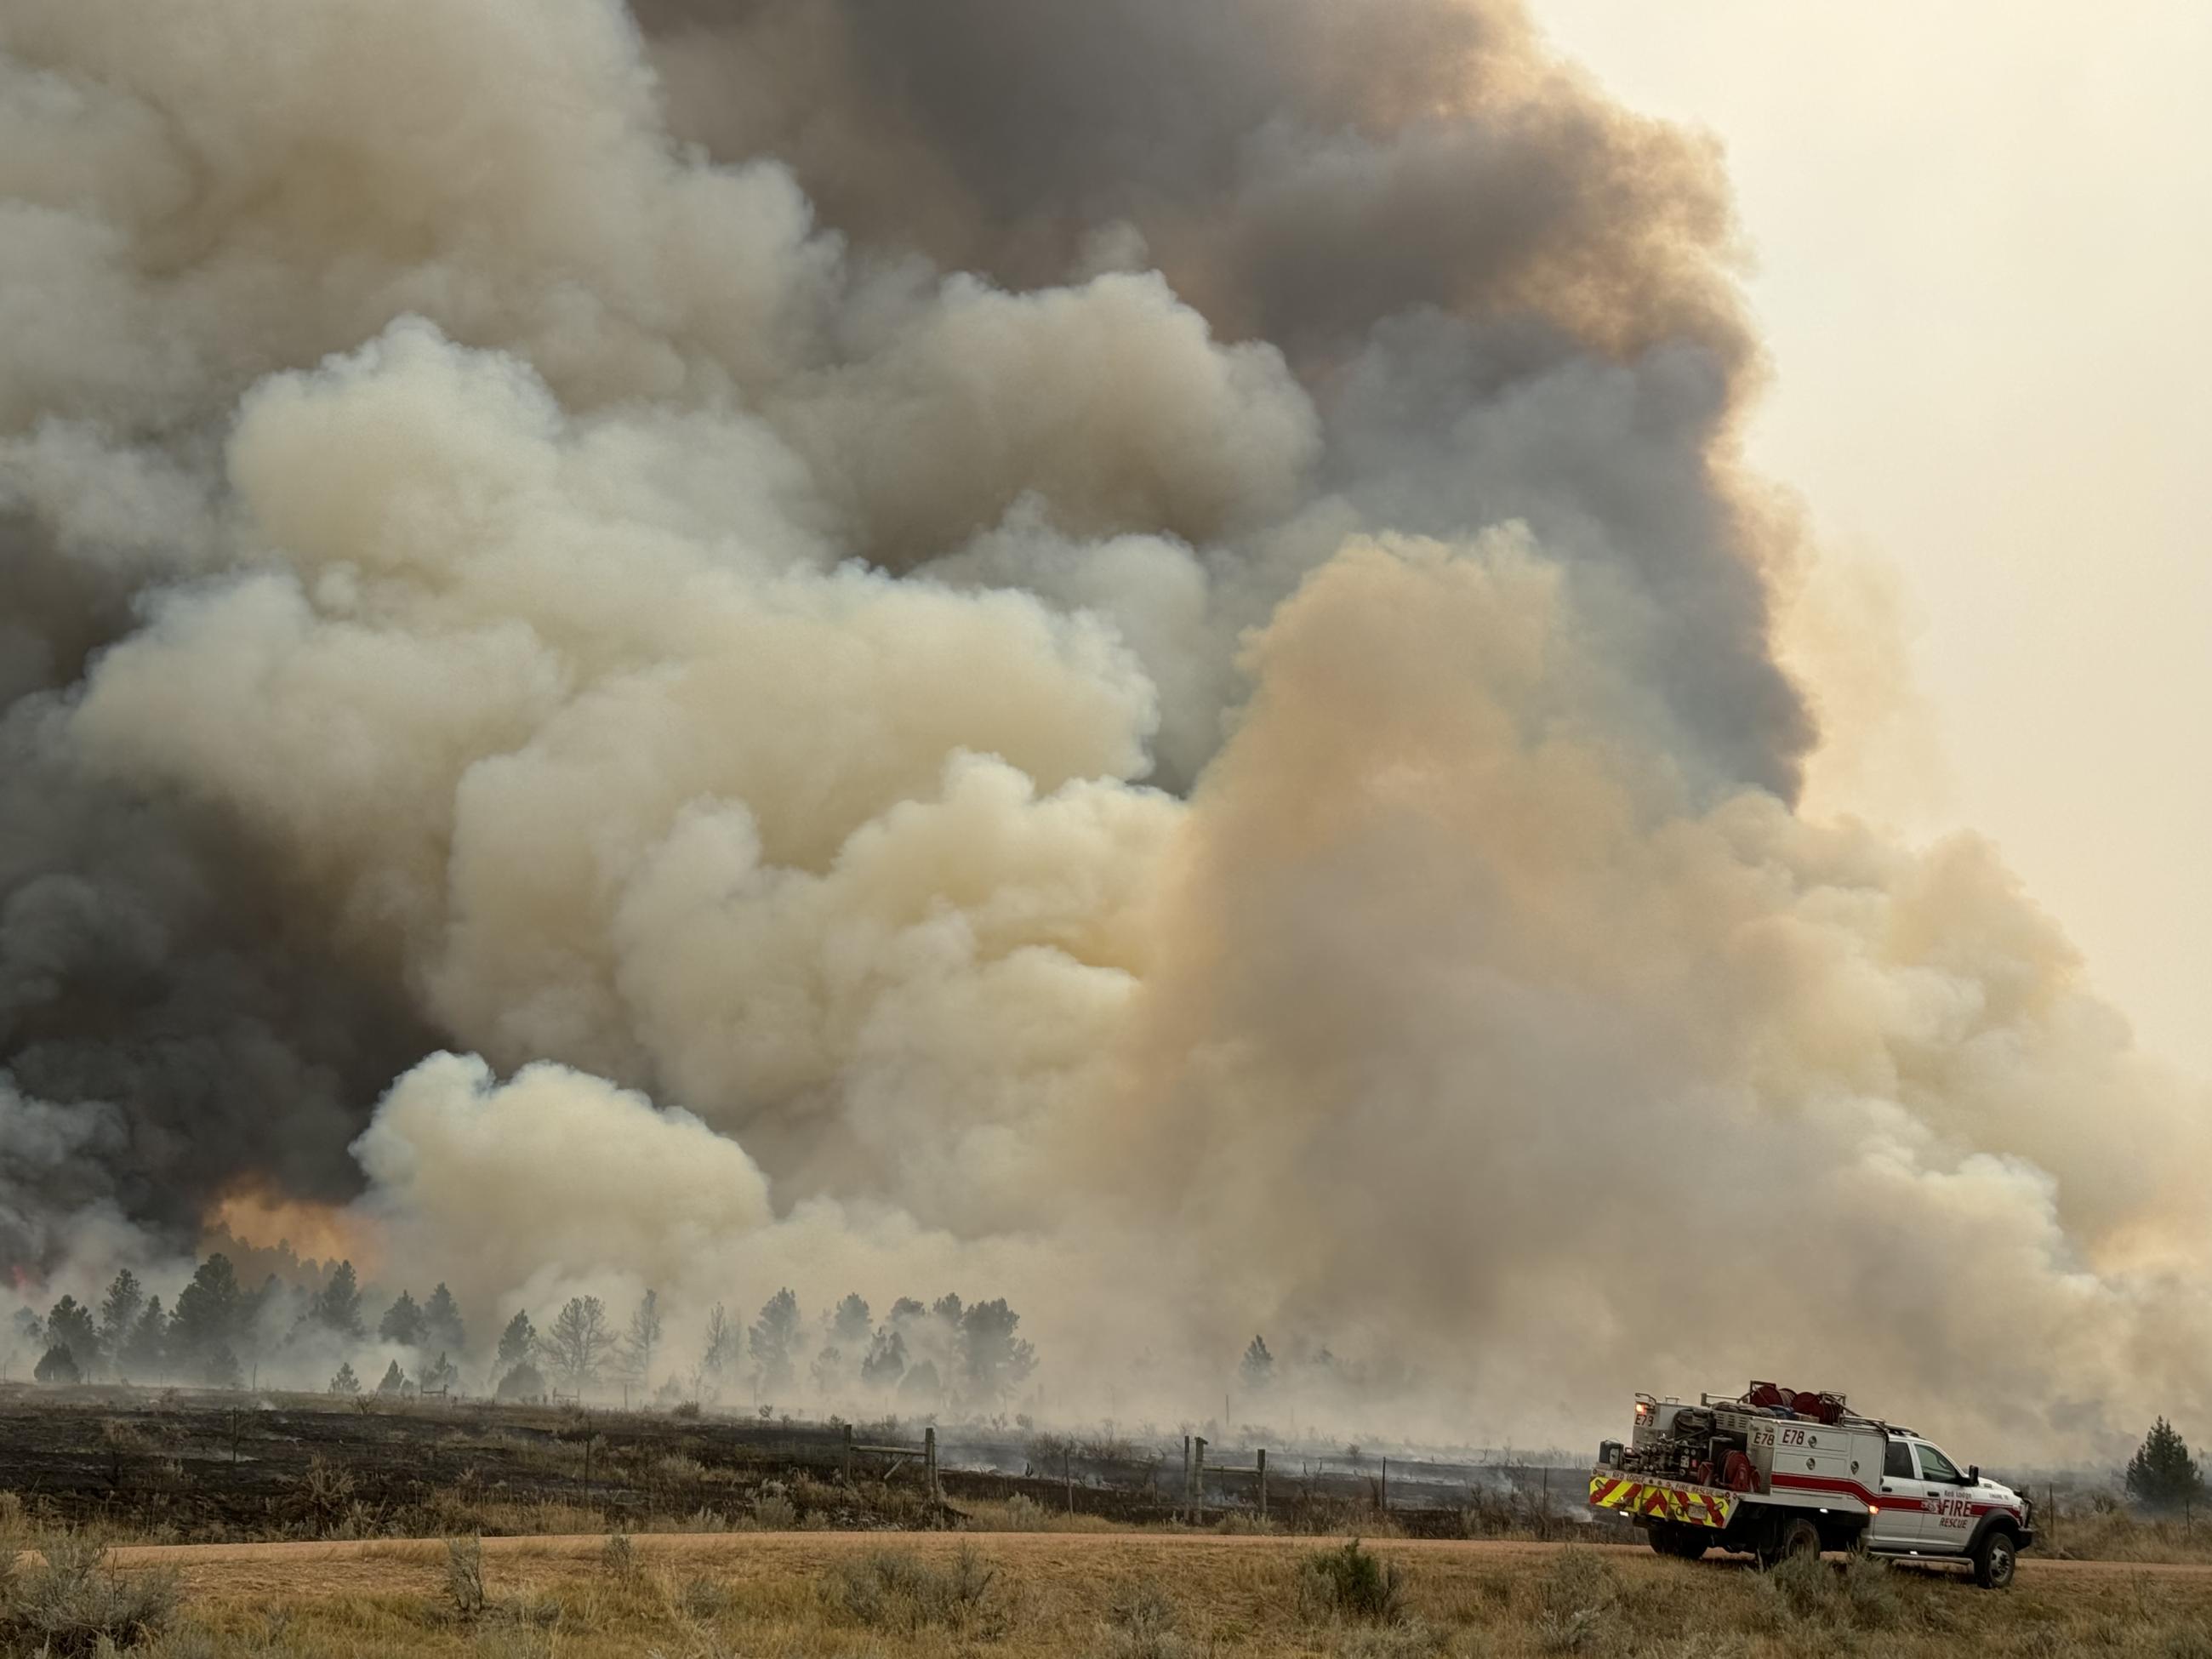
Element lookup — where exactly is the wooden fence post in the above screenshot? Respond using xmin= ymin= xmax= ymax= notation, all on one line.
xmin=925 ymin=1426 xmax=940 ymax=1514
xmin=1380 ymin=1456 xmax=1388 ymax=1516
xmin=1257 ymin=1448 xmax=1268 ymax=1523
xmin=1182 ymin=1435 xmax=1191 ymax=1525
xmin=842 ymin=1422 xmax=853 ymax=1485
xmin=1065 ymin=1445 xmax=1075 ymax=1514
xmin=1194 ymin=1436 xmax=1207 ymax=1526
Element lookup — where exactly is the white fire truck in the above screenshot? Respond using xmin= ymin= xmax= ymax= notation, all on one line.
xmin=1589 ymin=1381 xmax=2035 ymax=1588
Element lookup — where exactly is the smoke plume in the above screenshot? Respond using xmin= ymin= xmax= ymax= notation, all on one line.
xmin=2 ymin=0 xmax=2205 ymax=1457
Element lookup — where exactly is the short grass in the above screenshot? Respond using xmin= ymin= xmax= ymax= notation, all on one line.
xmin=66 ymin=1533 xmax=2212 ymax=1659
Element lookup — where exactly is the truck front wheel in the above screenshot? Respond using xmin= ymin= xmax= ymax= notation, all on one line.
xmin=1972 ymin=1528 xmax=2018 ymax=1589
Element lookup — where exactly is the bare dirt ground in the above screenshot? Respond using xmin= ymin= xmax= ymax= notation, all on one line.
xmin=100 ymin=1530 xmax=2212 ymax=1602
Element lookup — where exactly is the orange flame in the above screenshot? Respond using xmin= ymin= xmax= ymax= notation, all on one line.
xmin=203 ymin=1185 xmax=381 ymax=1280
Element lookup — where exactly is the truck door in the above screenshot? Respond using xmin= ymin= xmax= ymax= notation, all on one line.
xmin=1867 ymin=1436 xmax=1931 ymax=1550
xmin=1912 ymin=1442 xmax=1976 ymax=1554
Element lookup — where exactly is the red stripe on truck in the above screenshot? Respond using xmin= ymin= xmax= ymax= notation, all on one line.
xmin=1769 ymin=1474 xmax=2008 ymax=1519
xmin=1770 ymin=1473 xmax=1890 ymax=1507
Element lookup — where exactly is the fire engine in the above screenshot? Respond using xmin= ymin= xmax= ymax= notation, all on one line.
xmin=1589 ymin=1381 xmax=2035 ymax=1588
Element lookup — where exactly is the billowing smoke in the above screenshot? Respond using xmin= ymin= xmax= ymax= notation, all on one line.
xmin=3 ymin=0 xmax=2205 ymax=1457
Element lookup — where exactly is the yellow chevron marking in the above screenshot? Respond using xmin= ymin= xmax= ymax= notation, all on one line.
xmin=1589 ymin=1477 xmax=1735 ymax=1531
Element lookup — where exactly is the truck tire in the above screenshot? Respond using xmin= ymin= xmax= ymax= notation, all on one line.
xmin=1764 ymin=1516 xmax=1821 ymax=1568
xmin=1971 ymin=1527 xmax=2018 ymax=1589
xmin=1646 ymin=1522 xmax=1708 ymax=1560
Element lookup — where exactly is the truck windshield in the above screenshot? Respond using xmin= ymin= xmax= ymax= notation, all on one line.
xmin=1915 ymin=1444 xmax=1961 ymax=1483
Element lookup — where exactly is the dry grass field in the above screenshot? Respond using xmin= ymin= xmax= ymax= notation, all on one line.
xmin=4 ymin=1531 xmax=2210 ymax=1658
xmin=6 ymin=1392 xmax=2210 ymax=1656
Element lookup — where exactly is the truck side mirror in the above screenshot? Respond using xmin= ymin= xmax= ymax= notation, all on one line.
xmin=1966 ymin=1465 xmax=1980 ymax=1484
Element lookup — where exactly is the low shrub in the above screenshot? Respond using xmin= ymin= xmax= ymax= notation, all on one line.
xmin=0 ymin=1535 xmax=181 ymax=1654
xmin=1753 ymin=1551 xmax=1911 ymax=1635
xmin=1092 ymin=1578 xmax=1191 ymax=1659
xmin=750 ymin=1487 xmax=798 ymax=1531
xmin=676 ymin=1574 xmax=736 ymax=1620
xmin=1531 ymin=1547 xmax=1617 ymax=1654
xmin=1298 ymin=1539 xmax=1409 ymax=1625
xmin=826 ymin=1544 xmax=1000 ymax=1635
xmin=600 ymin=1532 xmax=638 ymax=1578
xmin=446 ymin=1535 xmax=487 ymax=1620
xmin=1330 ymin=1621 xmax=1451 ymax=1659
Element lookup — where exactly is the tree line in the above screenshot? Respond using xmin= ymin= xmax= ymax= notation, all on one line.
xmin=9 ymin=1258 xmax=464 ymax=1394
xmin=9 ymin=1258 xmax=1040 ymax=1414
xmin=493 ymin=1287 xmax=1036 ymax=1414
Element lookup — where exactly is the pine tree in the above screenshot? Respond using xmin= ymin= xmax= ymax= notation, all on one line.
xmin=422 ymin=1350 xmax=459 ymax=1394
xmin=311 ymin=1262 xmax=365 ymax=1338
xmin=204 ymin=1343 xmax=243 ymax=1390
xmin=376 ymin=1359 xmax=407 ymax=1396
xmin=861 ymin=1326 xmax=908 ymax=1392
xmin=699 ymin=1303 xmax=736 ymax=1389
xmin=329 ymin=1360 xmax=362 ymax=1395
xmin=831 ymin=1294 xmax=873 ymax=1351
xmin=749 ymin=1289 xmax=801 ymax=1398
xmin=897 ymin=1358 xmax=943 ymax=1405
xmin=1240 ymin=1335 xmax=1275 ymax=1391
xmin=99 ymin=1269 xmax=145 ymax=1368
xmin=546 ymin=1296 xmax=612 ymax=1390
xmin=624 ymin=1289 xmax=663 ymax=1386
xmin=886 ymin=1297 xmax=926 ymax=1328
xmin=123 ymin=1296 xmax=168 ymax=1379
xmin=378 ymin=1290 xmax=425 ymax=1347
xmin=35 ymin=1343 xmax=83 ymax=1385
xmin=169 ymin=1256 xmax=245 ymax=1382
xmin=496 ymin=1308 xmax=537 ymax=1371
xmin=957 ymin=1298 xmax=1035 ymax=1406
xmin=45 ymin=1296 xmax=99 ymax=1377
xmin=422 ymin=1284 xmax=466 ymax=1355
xmin=496 ymin=1360 xmax=547 ymax=1401
xmin=2125 ymin=1418 xmax=2206 ymax=1513
xmin=498 ymin=1309 xmax=535 ymax=1380
xmin=816 ymin=1294 xmax=872 ymax=1396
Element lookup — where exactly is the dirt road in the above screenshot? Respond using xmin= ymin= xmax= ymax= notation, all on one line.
xmin=101 ymin=1531 xmax=2212 ymax=1602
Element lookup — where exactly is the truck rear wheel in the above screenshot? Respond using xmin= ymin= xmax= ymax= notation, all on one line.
xmin=1763 ymin=1516 xmax=1821 ymax=1568
xmin=1646 ymin=1521 xmax=1708 ymax=1560
xmin=1972 ymin=1528 xmax=2018 ymax=1589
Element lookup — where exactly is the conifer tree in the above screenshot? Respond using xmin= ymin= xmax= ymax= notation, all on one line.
xmin=2126 ymin=1419 xmax=2206 ymax=1512
xmin=423 ymin=1284 xmax=466 ymax=1354
xmin=378 ymin=1290 xmax=425 ymax=1347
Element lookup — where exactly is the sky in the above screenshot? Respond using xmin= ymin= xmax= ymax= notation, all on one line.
xmin=1531 ymin=0 xmax=2212 ymax=1078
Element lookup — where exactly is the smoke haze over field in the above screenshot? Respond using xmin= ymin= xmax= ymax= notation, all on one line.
xmin=2 ymin=0 xmax=2207 ymax=1457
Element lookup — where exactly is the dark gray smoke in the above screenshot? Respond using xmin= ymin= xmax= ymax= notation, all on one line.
xmin=0 ymin=686 xmax=443 ymax=1266
xmin=636 ymin=0 xmax=1810 ymax=795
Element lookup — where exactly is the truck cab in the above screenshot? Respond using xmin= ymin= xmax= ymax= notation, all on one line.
xmin=1867 ymin=1433 xmax=2033 ymax=1584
